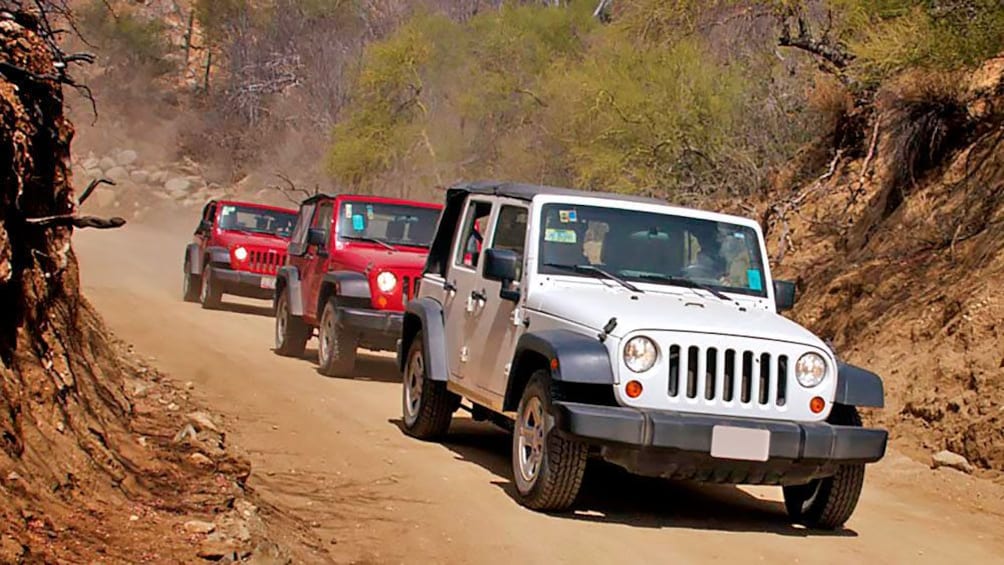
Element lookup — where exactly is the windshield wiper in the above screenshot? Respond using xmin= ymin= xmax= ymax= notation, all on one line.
xmin=635 ymin=274 xmax=732 ymax=302
xmin=544 ymin=263 xmax=643 ymax=294
xmin=342 ymin=235 xmax=396 ymax=252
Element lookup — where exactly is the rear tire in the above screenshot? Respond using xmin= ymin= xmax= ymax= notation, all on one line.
xmin=783 ymin=405 xmax=866 ymax=530
xmin=199 ymin=266 xmax=222 ymax=309
xmin=317 ymin=297 xmax=357 ymax=376
xmin=512 ymin=371 xmax=588 ymax=512
xmin=182 ymin=261 xmax=199 ymax=303
xmin=274 ymin=288 xmax=309 ymax=357
xmin=401 ymin=331 xmax=459 ymax=440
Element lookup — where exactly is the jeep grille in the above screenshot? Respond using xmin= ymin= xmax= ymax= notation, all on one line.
xmin=401 ymin=276 xmax=421 ymax=304
xmin=627 ymin=331 xmax=836 ymax=421
xmin=668 ymin=345 xmax=788 ymax=408
xmin=245 ymin=248 xmax=285 ymax=275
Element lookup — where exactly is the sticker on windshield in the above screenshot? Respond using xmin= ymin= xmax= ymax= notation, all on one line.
xmin=366 ymin=204 xmax=374 ymax=220
xmin=733 ymin=232 xmax=745 ymax=239
xmin=544 ymin=229 xmax=577 ymax=244
xmin=221 ymin=205 xmax=236 ymax=215
xmin=344 ymin=204 xmax=353 ymax=218
xmin=747 ymin=269 xmax=763 ymax=291
xmin=558 ymin=210 xmax=577 ymax=223
xmin=352 ymin=214 xmax=365 ymax=231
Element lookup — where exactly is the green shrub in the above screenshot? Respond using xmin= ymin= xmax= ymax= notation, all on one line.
xmin=79 ymin=1 xmax=174 ymax=74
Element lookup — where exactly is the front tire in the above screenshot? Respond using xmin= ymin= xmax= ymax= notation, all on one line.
xmin=199 ymin=266 xmax=222 ymax=309
xmin=274 ymin=289 xmax=309 ymax=357
xmin=512 ymin=371 xmax=588 ymax=512
xmin=401 ymin=331 xmax=459 ymax=440
xmin=182 ymin=262 xmax=199 ymax=303
xmin=783 ymin=405 xmax=866 ymax=530
xmin=317 ymin=298 xmax=357 ymax=376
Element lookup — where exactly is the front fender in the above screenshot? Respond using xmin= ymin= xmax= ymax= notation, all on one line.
xmin=834 ymin=363 xmax=885 ymax=408
xmin=185 ymin=243 xmax=202 ymax=275
xmin=206 ymin=246 xmax=231 ymax=267
xmin=513 ymin=330 xmax=615 ymax=385
xmin=276 ymin=266 xmax=304 ymax=316
xmin=400 ymin=298 xmax=449 ymax=382
xmin=318 ymin=271 xmax=372 ymax=315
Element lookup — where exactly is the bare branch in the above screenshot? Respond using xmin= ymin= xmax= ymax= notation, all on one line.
xmin=77 ymin=177 xmax=114 ymax=205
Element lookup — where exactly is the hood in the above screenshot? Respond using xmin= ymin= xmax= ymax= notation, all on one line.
xmin=215 ymin=231 xmax=289 ymax=251
xmin=333 ymin=243 xmax=429 ymax=272
xmin=526 ymin=282 xmax=825 ymax=349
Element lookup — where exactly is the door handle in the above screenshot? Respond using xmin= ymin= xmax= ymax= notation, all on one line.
xmin=471 ymin=289 xmax=487 ymax=302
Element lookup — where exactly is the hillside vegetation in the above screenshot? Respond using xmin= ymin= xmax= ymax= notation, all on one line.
xmin=76 ymin=0 xmax=1004 ymax=472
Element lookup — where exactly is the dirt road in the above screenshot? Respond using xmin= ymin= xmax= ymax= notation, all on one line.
xmin=75 ymin=219 xmax=1004 ymax=564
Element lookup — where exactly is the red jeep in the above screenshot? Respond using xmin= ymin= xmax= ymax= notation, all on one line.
xmin=273 ymin=194 xmax=442 ymax=375
xmin=183 ymin=199 xmax=298 ymax=309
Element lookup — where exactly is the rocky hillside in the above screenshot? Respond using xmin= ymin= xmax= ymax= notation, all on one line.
xmin=754 ymin=56 xmax=1004 ymax=475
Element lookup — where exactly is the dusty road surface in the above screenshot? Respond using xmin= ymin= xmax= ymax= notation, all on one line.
xmin=76 ymin=218 xmax=1004 ymax=564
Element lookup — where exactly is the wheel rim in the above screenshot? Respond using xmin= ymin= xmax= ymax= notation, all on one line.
xmin=275 ymin=296 xmax=287 ymax=347
xmin=516 ymin=396 xmax=546 ymax=484
xmin=319 ymin=306 xmax=335 ymax=365
xmin=403 ymin=349 xmax=424 ymax=424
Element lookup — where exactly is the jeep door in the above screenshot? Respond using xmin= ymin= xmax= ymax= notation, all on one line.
xmin=296 ymin=201 xmax=334 ymax=325
xmin=468 ymin=202 xmax=530 ymax=400
xmin=443 ymin=198 xmax=494 ymax=389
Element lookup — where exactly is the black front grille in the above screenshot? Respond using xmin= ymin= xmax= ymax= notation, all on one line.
xmin=667 ymin=344 xmax=789 ymax=408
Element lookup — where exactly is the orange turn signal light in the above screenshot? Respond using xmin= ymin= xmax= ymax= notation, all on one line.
xmin=810 ymin=396 xmax=825 ymax=414
xmin=377 ymin=296 xmax=388 ymax=308
xmin=626 ymin=380 xmax=643 ymax=398
xmin=550 ymin=358 xmax=559 ymax=371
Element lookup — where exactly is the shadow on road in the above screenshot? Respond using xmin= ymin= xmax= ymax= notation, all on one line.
xmin=391 ymin=417 xmax=857 ymax=537
xmin=212 ymin=300 xmax=275 ymax=318
xmin=274 ymin=346 xmax=402 ymax=384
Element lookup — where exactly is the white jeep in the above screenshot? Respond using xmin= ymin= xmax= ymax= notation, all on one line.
xmin=398 ymin=182 xmax=887 ymax=529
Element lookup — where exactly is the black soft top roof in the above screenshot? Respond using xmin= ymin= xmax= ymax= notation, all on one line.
xmin=448 ymin=180 xmax=664 ymax=205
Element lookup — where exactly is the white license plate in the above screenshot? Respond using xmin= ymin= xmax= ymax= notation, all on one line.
xmin=260 ymin=276 xmax=276 ymax=290
xmin=710 ymin=426 xmax=770 ymax=461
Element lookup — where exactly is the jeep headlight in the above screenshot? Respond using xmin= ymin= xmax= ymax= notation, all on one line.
xmin=795 ymin=352 xmax=828 ymax=388
xmin=376 ymin=271 xmax=397 ymax=293
xmin=233 ymin=246 xmax=248 ymax=261
xmin=623 ymin=336 xmax=658 ymax=373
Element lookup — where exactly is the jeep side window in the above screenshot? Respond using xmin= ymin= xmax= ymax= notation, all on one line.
xmin=455 ymin=201 xmax=492 ymax=269
xmin=312 ymin=202 xmax=334 ymax=250
xmin=288 ymin=202 xmax=316 ymax=256
xmin=489 ymin=205 xmax=528 ymax=282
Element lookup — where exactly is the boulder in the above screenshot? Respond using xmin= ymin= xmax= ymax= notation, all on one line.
xmin=931 ymin=450 xmax=974 ymax=474
xmin=82 ymin=157 xmax=100 ymax=170
xmin=130 ymin=169 xmax=150 ymax=184
xmin=184 ymin=520 xmax=217 ymax=535
xmin=116 ymin=149 xmax=139 ymax=166
xmin=165 ymin=177 xmax=191 ymax=194
xmin=105 ymin=166 xmax=130 ymax=182
xmin=187 ymin=411 xmax=220 ymax=434
xmin=98 ymin=156 xmax=117 ymax=172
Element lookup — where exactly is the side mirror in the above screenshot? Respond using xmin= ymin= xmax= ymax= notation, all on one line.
xmin=483 ymin=248 xmax=521 ymax=301
xmin=307 ymin=227 xmax=327 ymax=248
xmin=484 ymin=248 xmax=519 ymax=282
xmin=198 ymin=219 xmax=212 ymax=233
xmin=774 ymin=279 xmax=797 ymax=312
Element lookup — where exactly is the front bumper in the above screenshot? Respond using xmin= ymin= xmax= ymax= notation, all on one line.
xmin=552 ymin=402 xmax=887 ymax=484
xmin=337 ymin=307 xmax=402 ymax=352
xmin=211 ymin=267 xmax=276 ymax=300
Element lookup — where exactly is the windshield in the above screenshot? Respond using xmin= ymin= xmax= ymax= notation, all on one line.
xmin=218 ymin=204 xmax=296 ymax=238
xmin=337 ymin=201 xmax=440 ymax=248
xmin=536 ymin=203 xmax=768 ymax=297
